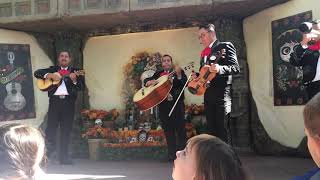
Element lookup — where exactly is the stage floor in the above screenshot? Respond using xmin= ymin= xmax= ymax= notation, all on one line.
xmin=40 ymin=153 xmax=316 ymax=180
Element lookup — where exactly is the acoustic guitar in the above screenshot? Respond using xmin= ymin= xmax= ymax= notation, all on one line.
xmin=37 ymin=70 xmax=85 ymax=91
xmin=3 ymin=52 xmax=26 ymax=111
xmin=133 ymin=62 xmax=194 ymax=111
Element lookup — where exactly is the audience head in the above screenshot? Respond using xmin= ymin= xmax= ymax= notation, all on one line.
xmin=172 ymin=134 xmax=249 ymax=180
xmin=304 ymin=92 xmax=320 ymax=167
xmin=0 ymin=123 xmax=45 ymax=180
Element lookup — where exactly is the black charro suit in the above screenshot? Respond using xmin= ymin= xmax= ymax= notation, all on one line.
xmin=200 ymin=40 xmax=240 ymax=144
xmin=144 ymin=70 xmax=187 ymax=160
xmin=34 ymin=66 xmax=84 ymax=162
xmin=290 ymin=44 xmax=320 ymax=99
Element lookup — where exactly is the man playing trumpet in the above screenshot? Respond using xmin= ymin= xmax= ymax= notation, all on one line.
xmin=290 ymin=20 xmax=320 ymax=99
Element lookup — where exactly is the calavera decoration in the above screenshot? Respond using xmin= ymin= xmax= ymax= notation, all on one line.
xmin=138 ymin=130 xmax=147 ymax=142
xmin=95 ymin=119 xmax=103 ymax=127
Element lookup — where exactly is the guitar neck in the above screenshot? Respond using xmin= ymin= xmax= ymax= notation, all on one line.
xmin=169 ymin=62 xmax=194 ymax=75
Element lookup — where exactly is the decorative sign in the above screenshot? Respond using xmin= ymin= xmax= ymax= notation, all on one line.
xmin=272 ymin=11 xmax=312 ymax=106
xmin=0 ymin=44 xmax=36 ymax=121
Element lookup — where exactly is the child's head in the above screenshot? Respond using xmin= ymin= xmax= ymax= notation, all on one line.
xmin=0 ymin=123 xmax=45 ymax=179
xmin=304 ymin=92 xmax=320 ymax=167
xmin=172 ymin=134 xmax=247 ymax=180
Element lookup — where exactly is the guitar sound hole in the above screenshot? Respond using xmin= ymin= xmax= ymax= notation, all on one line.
xmin=11 ymin=89 xmax=17 ymax=94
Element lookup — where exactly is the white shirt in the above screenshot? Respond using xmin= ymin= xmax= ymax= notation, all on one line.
xmin=312 ymin=51 xmax=320 ymax=82
xmin=54 ymin=67 xmax=69 ymax=95
xmin=44 ymin=67 xmax=69 ymax=96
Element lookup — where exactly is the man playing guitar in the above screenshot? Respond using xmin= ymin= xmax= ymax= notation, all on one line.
xmin=34 ymin=51 xmax=84 ymax=165
xmin=193 ymin=24 xmax=240 ymax=144
xmin=144 ymin=54 xmax=187 ymax=162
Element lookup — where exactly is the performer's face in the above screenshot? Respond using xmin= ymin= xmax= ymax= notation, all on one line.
xmin=172 ymin=145 xmax=197 ymax=180
xmin=58 ymin=52 xmax=71 ymax=67
xmin=198 ymin=28 xmax=215 ymax=47
xmin=305 ymin=128 xmax=320 ymax=167
xmin=162 ymin=56 xmax=172 ymax=71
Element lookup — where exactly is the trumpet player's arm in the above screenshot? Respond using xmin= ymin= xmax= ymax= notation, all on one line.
xmin=34 ymin=66 xmax=56 ymax=79
xmin=143 ymin=72 xmax=160 ymax=86
xmin=289 ymin=44 xmax=308 ymax=66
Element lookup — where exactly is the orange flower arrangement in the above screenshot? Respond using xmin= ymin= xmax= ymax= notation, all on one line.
xmin=82 ymin=126 xmax=111 ymax=139
xmin=122 ymin=130 xmax=139 ymax=137
xmin=185 ymin=123 xmax=197 ymax=139
xmin=107 ymin=129 xmax=166 ymax=144
xmin=81 ymin=109 xmax=119 ymax=121
xmin=109 ymin=130 xmax=139 ymax=142
xmin=103 ymin=141 xmax=166 ymax=148
xmin=185 ymin=123 xmax=194 ymax=130
xmin=185 ymin=104 xmax=205 ymax=115
xmin=148 ymin=129 xmax=165 ymax=139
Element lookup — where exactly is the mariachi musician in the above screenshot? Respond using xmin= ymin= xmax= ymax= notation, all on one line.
xmin=290 ymin=20 xmax=320 ymax=99
xmin=34 ymin=51 xmax=84 ymax=165
xmin=144 ymin=54 xmax=187 ymax=162
xmin=192 ymin=24 xmax=240 ymax=145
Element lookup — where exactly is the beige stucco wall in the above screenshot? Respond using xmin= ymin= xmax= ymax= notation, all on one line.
xmin=84 ymin=27 xmax=203 ymax=110
xmin=0 ymin=29 xmax=52 ymax=127
xmin=243 ymin=0 xmax=319 ymax=147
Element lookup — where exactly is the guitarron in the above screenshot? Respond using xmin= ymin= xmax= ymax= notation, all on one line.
xmin=133 ymin=62 xmax=194 ymax=111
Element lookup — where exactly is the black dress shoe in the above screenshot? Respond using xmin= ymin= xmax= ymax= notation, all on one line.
xmin=60 ymin=159 xmax=73 ymax=165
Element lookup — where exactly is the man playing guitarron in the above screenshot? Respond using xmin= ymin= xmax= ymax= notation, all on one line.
xmin=34 ymin=51 xmax=84 ymax=165
xmin=192 ymin=24 xmax=240 ymax=145
xmin=144 ymin=54 xmax=187 ymax=162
